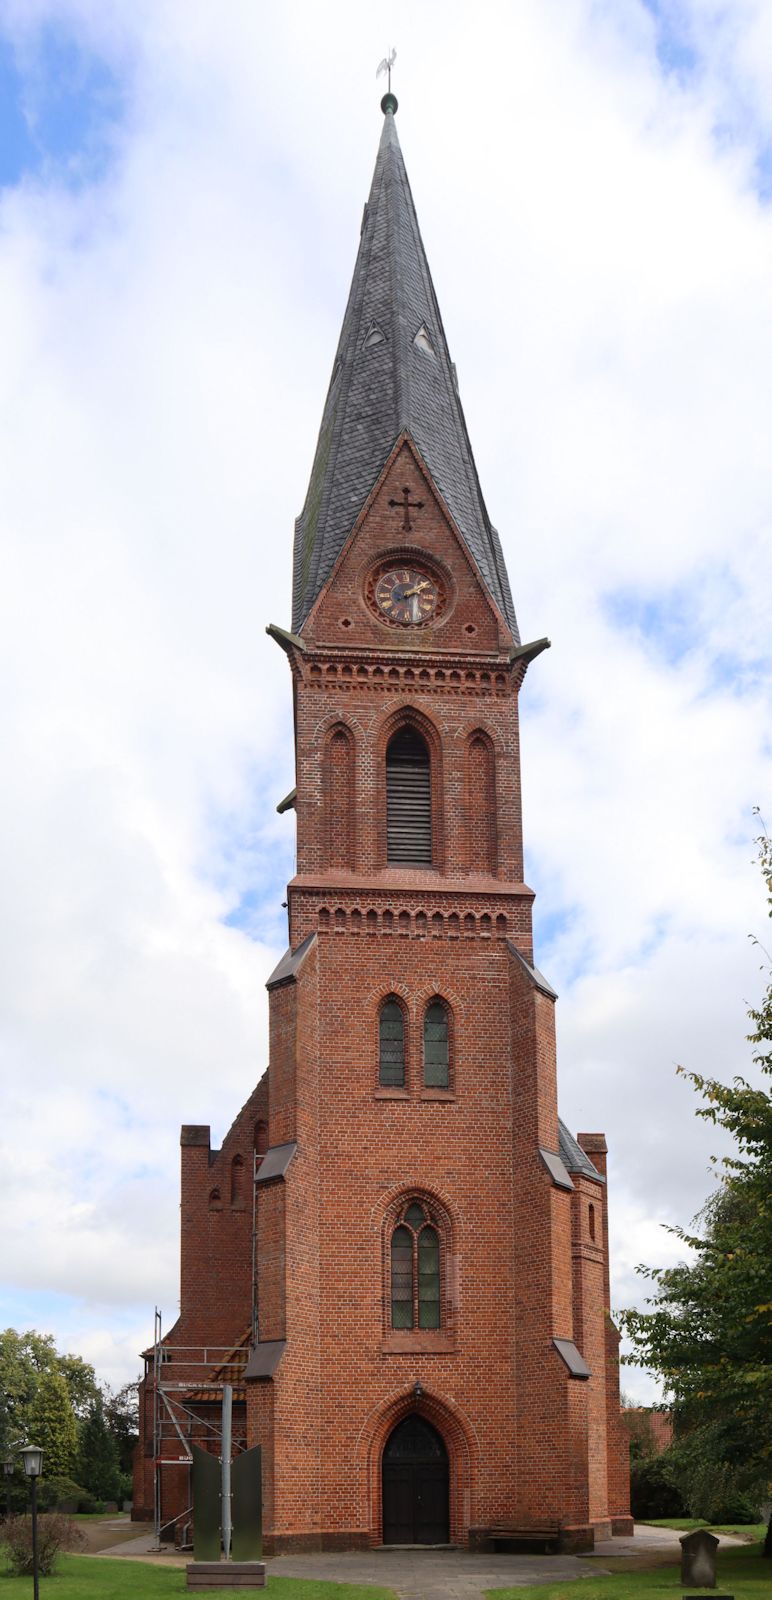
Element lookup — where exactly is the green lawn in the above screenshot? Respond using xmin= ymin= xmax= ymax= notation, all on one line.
xmin=486 ymin=1539 xmax=771 ymax=1599
xmin=642 ymin=1516 xmax=766 ymax=1540
xmin=0 ymin=1554 xmax=396 ymax=1600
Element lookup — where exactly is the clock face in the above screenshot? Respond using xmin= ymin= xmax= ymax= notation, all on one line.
xmin=373 ymin=565 xmax=440 ymax=626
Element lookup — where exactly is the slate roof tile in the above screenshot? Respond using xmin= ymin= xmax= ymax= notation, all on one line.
xmin=292 ymin=106 xmax=519 ymax=639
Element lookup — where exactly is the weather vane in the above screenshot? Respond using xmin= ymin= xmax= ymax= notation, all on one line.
xmin=376 ymin=49 xmax=397 ymax=95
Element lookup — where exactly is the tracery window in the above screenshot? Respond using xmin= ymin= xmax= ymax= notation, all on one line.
xmin=423 ymin=1000 xmax=449 ymax=1089
xmin=390 ymin=1200 xmax=441 ymax=1329
xmin=379 ymin=997 xmax=405 ymax=1087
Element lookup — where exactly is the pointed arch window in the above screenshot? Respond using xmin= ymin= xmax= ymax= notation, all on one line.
xmin=423 ymin=1001 xmax=449 ymax=1089
xmin=379 ymin=997 xmax=405 ymax=1087
xmin=230 ymin=1155 xmax=245 ymax=1206
xmin=386 ymin=727 xmax=431 ymax=864
xmin=326 ymin=724 xmax=355 ymax=870
xmin=467 ymin=732 xmax=497 ymax=874
xmin=390 ymin=1201 xmax=441 ymax=1329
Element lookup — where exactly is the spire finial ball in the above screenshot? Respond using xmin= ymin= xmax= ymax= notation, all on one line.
xmin=381 ymin=91 xmax=398 ymax=115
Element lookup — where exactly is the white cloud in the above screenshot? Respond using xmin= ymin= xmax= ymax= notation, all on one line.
xmin=0 ymin=0 xmax=769 ymax=1402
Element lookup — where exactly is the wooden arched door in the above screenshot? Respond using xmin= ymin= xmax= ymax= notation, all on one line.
xmin=382 ymin=1414 xmax=449 ymax=1545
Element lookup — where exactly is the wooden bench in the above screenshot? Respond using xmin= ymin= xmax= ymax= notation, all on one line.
xmin=469 ymin=1525 xmax=561 ymax=1554
xmin=186 ymin=1562 xmax=266 ymax=1589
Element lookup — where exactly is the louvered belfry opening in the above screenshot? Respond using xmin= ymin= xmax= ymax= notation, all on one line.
xmin=386 ymin=727 xmax=432 ymax=864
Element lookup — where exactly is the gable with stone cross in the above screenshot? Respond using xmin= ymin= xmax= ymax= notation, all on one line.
xmin=304 ymin=435 xmax=513 ymax=654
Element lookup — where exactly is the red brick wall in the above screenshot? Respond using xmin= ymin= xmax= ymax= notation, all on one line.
xmin=577 ymin=1134 xmax=632 ymax=1533
xmin=132 ymin=1078 xmax=268 ymax=1527
xmin=136 ymin=436 xmax=631 ymax=1547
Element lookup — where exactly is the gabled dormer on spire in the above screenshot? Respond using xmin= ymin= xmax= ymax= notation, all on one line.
xmin=292 ymin=101 xmax=518 ymax=642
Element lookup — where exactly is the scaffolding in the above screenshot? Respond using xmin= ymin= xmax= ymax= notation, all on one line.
xmin=148 ymin=1309 xmax=250 ymax=1547
xmin=147 ymin=1152 xmax=262 ymax=1544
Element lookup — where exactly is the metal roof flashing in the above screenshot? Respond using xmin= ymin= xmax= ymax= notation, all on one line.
xmin=506 ymin=942 xmax=558 ymax=1000
xmin=266 ymin=933 xmax=316 ymax=990
xmin=254 ymin=1142 xmax=297 ymax=1186
xmin=553 ymin=1338 xmax=591 ymax=1379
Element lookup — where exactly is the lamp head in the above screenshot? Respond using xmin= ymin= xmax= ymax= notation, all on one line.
xmin=21 ymin=1445 xmax=43 ymax=1479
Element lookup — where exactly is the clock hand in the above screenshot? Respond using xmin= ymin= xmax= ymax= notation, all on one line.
xmin=403 ymin=582 xmax=430 ymax=597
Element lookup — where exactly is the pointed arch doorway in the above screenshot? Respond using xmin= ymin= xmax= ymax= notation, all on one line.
xmin=382 ymin=1414 xmax=449 ymax=1545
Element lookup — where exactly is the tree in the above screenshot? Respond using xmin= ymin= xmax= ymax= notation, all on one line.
xmin=27 ymin=1372 xmax=78 ymax=1479
xmin=57 ymin=1353 xmax=101 ymax=1420
xmin=0 ymin=1329 xmax=99 ymax=1442
xmin=78 ymin=1399 xmax=121 ymax=1502
xmin=103 ymin=1381 xmax=140 ymax=1477
xmin=621 ymin=829 xmax=772 ymax=1552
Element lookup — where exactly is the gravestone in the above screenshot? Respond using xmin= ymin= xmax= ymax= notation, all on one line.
xmin=680 ymin=1528 xmax=719 ymax=1588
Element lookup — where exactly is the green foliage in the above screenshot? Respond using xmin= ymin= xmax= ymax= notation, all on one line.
xmin=620 ymin=1408 xmax=657 ymax=1463
xmin=103 ymin=1380 xmax=140 ymax=1476
xmin=0 ymin=1327 xmax=99 ymax=1444
xmin=629 ymin=1451 xmax=687 ymax=1520
xmin=666 ymin=1422 xmax=763 ymax=1523
xmin=37 ymin=1474 xmax=91 ymax=1511
xmin=78 ymin=1398 xmax=122 ymax=1502
xmin=27 ymin=1370 xmax=78 ymax=1478
xmin=620 ymin=829 xmax=772 ymax=1549
xmin=2 ymin=1511 xmax=85 ymax=1575
xmin=117 ymin=1468 xmax=133 ymax=1503
xmin=0 ymin=1328 xmax=134 ymax=1498
xmin=57 ymin=1352 xmax=102 ymax=1419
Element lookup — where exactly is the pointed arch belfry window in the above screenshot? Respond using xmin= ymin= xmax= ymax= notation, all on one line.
xmin=386 ymin=727 xmax=431 ymax=864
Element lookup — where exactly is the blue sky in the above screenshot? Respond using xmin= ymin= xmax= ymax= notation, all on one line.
xmin=0 ymin=23 xmax=124 ymax=189
xmin=640 ymin=0 xmax=700 ymax=80
xmin=0 ymin=0 xmax=769 ymax=1402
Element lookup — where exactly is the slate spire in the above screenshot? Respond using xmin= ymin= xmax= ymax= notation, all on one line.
xmin=292 ymin=101 xmax=519 ymax=641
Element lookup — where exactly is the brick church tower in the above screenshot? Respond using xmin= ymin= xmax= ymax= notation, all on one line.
xmin=134 ymin=95 xmax=631 ymax=1554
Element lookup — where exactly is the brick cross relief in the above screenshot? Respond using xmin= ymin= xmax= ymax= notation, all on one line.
xmin=388 ymin=483 xmax=424 ymax=532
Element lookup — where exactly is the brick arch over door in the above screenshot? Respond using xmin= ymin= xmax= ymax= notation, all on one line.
xmin=359 ymin=1386 xmax=478 ymax=1546
xmin=465 ymin=728 xmax=497 ymax=875
xmin=376 ymin=705 xmax=445 ymax=871
xmin=323 ymin=721 xmax=356 ymax=870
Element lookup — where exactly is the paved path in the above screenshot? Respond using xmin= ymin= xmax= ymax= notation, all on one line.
xmin=270 ymin=1547 xmax=605 ymax=1597
xmin=92 ymin=1522 xmax=749 ymax=1598
xmin=592 ymin=1523 xmax=746 ymax=1558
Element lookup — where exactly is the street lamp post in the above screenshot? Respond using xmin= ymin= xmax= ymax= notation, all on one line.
xmin=20 ymin=1446 xmax=43 ymax=1600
